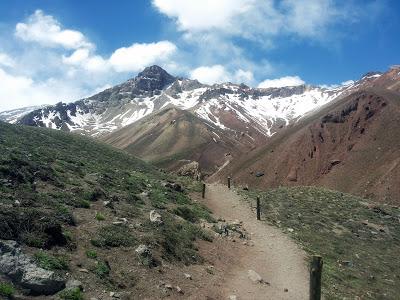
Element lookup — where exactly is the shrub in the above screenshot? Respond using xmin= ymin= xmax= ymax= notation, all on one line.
xmin=173 ymin=206 xmax=199 ymax=223
xmin=94 ymin=261 xmax=110 ymax=279
xmin=34 ymin=251 xmax=69 ymax=270
xmin=0 ymin=282 xmax=14 ymax=298
xmin=77 ymin=199 xmax=91 ymax=209
xmin=95 ymin=212 xmax=105 ymax=221
xmin=91 ymin=225 xmax=135 ymax=248
xmin=59 ymin=287 xmax=83 ymax=300
xmin=0 ymin=207 xmax=67 ymax=249
xmin=85 ymin=249 xmax=97 ymax=259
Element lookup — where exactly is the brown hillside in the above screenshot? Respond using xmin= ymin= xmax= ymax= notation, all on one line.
xmin=219 ymin=88 xmax=400 ymax=204
xmin=102 ymin=107 xmax=257 ymax=175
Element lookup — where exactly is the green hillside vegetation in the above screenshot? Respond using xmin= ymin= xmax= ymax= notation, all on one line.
xmin=0 ymin=121 xmax=212 ymax=295
xmin=244 ymin=186 xmax=400 ymax=300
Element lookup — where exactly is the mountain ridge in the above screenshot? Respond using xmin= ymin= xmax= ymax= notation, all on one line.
xmin=16 ymin=65 xmax=384 ymax=139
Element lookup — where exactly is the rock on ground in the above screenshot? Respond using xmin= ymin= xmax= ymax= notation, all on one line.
xmin=0 ymin=239 xmax=66 ymax=295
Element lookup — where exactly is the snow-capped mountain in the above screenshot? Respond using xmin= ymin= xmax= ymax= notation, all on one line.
xmin=0 ymin=106 xmax=45 ymax=124
xmin=17 ymin=65 xmax=384 ymax=139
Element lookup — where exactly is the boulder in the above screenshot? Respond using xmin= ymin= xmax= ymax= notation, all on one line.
xmin=0 ymin=240 xmax=65 ymax=295
xmin=149 ymin=210 xmax=163 ymax=225
xmin=177 ymin=161 xmax=201 ymax=179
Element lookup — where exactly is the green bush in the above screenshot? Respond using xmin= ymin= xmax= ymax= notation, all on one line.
xmin=34 ymin=251 xmax=69 ymax=270
xmin=91 ymin=225 xmax=135 ymax=248
xmin=0 ymin=282 xmax=15 ymax=298
xmin=94 ymin=261 xmax=110 ymax=279
xmin=85 ymin=249 xmax=97 ymax=259
xmin=95 ymin=212 xmax=105 ymax=221
xmin=161 ymin=216 xmax=212 ymax=264
xmin=78 ymin=199 xmax=91 ymax=208
xmin=173 ymin=206 xmax=199 ymax=223
xmin=59 ymin=287 xmax=83 ymax=300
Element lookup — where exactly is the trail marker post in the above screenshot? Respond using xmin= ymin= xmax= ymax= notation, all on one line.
xmin=227 ymin=177 xmax=231 ymax=189
xmin=310 ymin=255 xmax=323 ymax=300
xmin=256 ymin=196 xmax=261 ymax=220
xmin=202 ymin=183 xmax=206 ymax=198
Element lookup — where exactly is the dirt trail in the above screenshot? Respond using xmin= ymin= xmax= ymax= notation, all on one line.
xmin=203 ymin=184 xmax=309 ymax=300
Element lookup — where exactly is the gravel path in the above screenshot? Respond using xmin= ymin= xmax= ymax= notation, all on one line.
xmin=204 ymin=184 xmax=309 ymax=300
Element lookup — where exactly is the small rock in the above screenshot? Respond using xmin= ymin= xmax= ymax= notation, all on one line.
xmin=284 ymin=288 xmax=288 ymax=292
xmin=112 ymin=221 xmax=124 ymax=226
xmin=78 ymin=268 xmax=89 ymax=273
xmin=176 ymin=286 xmax=184 ymax=294
xmin=184 ymin=273 xmax=192 ymax=280
xmin=165 ymin=284 xmax=173 ymax=290
xmin=103 ymin=201 xmax=113 ymax=208
xmin=255 ymin=172 xmax=265 ymax=177
xmin=149 ymin=210 xmax=163 ymax=224
xmin=287 ymin=228 xmax=294 ymax=233
xmin=247 ymin=270 xmax=266 ymax=284
xmin=229 ymin=296 xmax=238 ymax=300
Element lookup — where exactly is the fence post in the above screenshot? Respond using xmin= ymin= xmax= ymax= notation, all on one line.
xmin=227 ymin=177 xmax=231 ymax=189
xmin=256 ymin=197 xmax=261 ymax=220
xmin=310 ymin=255 xmax=323 ymax=300
xmin=202 ymin=183 xmax=206 ymax=198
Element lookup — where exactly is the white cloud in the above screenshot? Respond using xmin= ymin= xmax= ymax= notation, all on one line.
xmin=258 ymin=76 xmax=305 ymax=88
xmin=109 ymin=41 xmax=177 ymax=72
xmin=0 ymin=11 xmax=181 ymax=112
xmin=15 ymin=10 xmax=93 ymax=49
xmin=189 ymin=65 xmax=254 ymax=85
xmin=152 ymin=0 xmax=250 ymax=32
xmin=0 ymin=67 xmax=89 ymax=112
xmin=152 ymin=0 xmax=362 ymax=40
xmin=0 ymin=53 xmax=15 ymax=67
xmin=190 ymin=65 xmax=230 ymax=84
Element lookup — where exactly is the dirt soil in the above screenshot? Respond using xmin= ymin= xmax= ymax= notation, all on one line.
xmin=194 ymin=184 xmax=309 ymax=300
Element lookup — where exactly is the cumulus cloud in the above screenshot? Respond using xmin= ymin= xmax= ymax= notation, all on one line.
xmin=189 ymin=65 xmax=254 ymax=85
xmin=152 ymin=0 xmax=368 ymax=40
xmin=109 ymin=41 xmax=177 ymax=72
xmin=15 ymin=10 xmax=93 ymax=49
xmin=258 ymin=76 xmax=305 ymax=88
xmin=0 ymin=67 xmax=89 ymax=112
xmin=0 ymin=10 xmax=181 ymax=112
xmin=151 ymin=0 xmax=250 ymax=32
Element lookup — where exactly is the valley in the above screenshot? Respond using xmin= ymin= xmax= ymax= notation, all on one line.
xmin=1 ymin=65 xmax=400 ymax=300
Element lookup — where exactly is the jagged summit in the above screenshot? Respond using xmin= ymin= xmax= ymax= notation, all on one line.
xmin=133 ymin=65 xmax=176 ymax=92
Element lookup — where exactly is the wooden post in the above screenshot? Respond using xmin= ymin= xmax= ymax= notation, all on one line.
xmin=227 ymin=177 xmax=231 ymax=189
xmin=310 ymin=255 xmax=323 ymax=300
xmin=202 ymin=183 xmax=206 ymax=198
xmin=256 ymin=197 xmax=261 ymax=220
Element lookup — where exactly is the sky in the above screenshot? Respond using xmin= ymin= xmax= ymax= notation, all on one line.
xmin=0 ymin=0 xmax=399 ymax=112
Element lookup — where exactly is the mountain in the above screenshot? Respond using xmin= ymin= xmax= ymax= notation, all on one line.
xmin=102 ymin=107 xmax=256 ymax=174
xmin=0 ymin=105 xmax=44 ymax=124
xmin=217 ymin=69 xmax=400 ymax=204
xmin=15 ymin=65 xmax=397 ymax=175
xmin=17 ymin=65 xmax=374 ymax=138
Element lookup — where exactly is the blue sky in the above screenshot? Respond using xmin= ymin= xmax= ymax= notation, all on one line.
xmin=0 ymin=0 xmax=398 ymax=111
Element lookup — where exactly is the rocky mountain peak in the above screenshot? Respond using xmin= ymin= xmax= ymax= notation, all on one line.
xmin=134 ymin=65 xmax=176 ymax=92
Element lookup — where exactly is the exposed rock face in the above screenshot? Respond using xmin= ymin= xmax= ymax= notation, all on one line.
xmin=177 ymin=161 xmax=201 ymax=179
xmin=0 ymin=240 xmax=66 ymax=295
